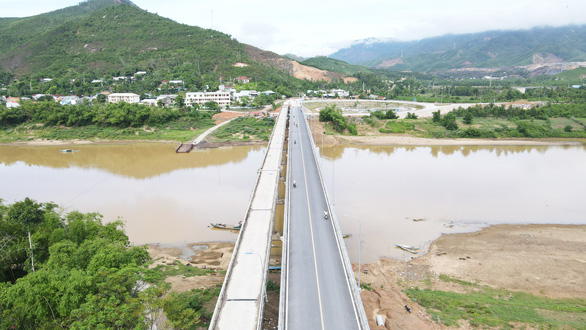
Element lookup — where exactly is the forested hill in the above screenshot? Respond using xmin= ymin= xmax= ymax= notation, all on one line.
xmin=0 ymin=0 xmax=136 ymax=55
xmin=0 ymin=1 xmax=247 ymax=77
xmin=330 ymin=25 xmax=586 ymax=72
xmin=0 ymin=0 xmax=321 ymax=90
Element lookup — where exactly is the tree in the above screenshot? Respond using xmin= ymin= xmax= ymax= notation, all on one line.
xmin=432 ymin=110 xmax=441 ymax=123
xmin=442 ymin=113 xmax=459 ymax=131
xmin=5 ymin=198 xmax=44 ymax=230
xmin=385 ymin=109 xmax=399 ymax=119
xmin=463 ymin=111 xmax=474 ymax=125
xmin=95 ymin=94 xmax=107 ymax=104
xmin=319 ymin=105 xmax=348 ymax=133
xmin=174 ymin=95 xmax=185 ymax=109
xmin=204 ymin=101 xmax=219 ymax=110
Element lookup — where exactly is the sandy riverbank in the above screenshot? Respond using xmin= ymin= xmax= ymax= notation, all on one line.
xmin=146 ymin=242 xmax=234 ymax=292
xmin=146 ymin=224 xmax=586 ymax=329
xmin=358 ymin=224 xmax=586 ymax=329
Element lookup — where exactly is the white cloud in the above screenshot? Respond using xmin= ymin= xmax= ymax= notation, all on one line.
xmin=3 ymin=0 xmax=586 ymax=56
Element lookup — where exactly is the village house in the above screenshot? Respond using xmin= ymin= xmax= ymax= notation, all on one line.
xmin=185 ymin=91 xmax=230 ymax=107
xmin=139 ymin=99 xmax=158 ymax=106
xmin=60 ymin=95 xmax=81 ymax=105
xmin=107 ymin=93 xmax=140 ymax=104
xmin=219 ymin=84 xmax=237 ymax=94
xmin=233 ymin=90 xmax=259 ymax=102
xmin=329 ymin=89 xmax=350 ymax=98
xmin=32 ymin=94 xmax=54 ymax=101
xmin=156 ymin=94 xmax=178 ymax=107
xmin=235 ymin=76 xmax=251 ymax=84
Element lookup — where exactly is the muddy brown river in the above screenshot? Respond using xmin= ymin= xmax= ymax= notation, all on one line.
xmin=1 ymin=142 xmax=585 ymax=262
xmin=319 ymin=144 xmax=586 ymax=261
xmin=0 ymin=143 xmax=266 ymax=244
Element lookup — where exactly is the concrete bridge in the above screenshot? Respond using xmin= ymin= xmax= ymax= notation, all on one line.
xmin=209 ymin=100 xmax=368 ymax=329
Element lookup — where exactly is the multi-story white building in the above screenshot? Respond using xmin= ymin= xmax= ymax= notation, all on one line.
xmin=108 ymin=93 xmax=140 ymax=104
xmin=185 ymin=91 xmax=230 ymax=107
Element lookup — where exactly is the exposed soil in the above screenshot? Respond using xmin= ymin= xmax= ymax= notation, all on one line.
xmin=147 ymin=242 xmax=234 ymax=292
xmin=146 ymin=224 xmax=585 ymax=329
xmin=358 ymin=224 xmax=586 ymax=329
xmin=211 ymin=111 xmax=246 ymax=124
xmin=243 ymin=44 xmax=350 ymax=83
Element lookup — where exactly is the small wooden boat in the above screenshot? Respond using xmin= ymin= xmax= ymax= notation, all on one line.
xmin=343 ymin=233 xmax=352 ymax=239
xmin=210 ymin=222 xmax=242 ymax=230
xmin=395 ymin=244 xmax=419 ymax=254
xmin=60 ymin=149 xmax=75 ymax=153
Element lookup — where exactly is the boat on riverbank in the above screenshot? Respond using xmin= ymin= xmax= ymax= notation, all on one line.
xmin=395 ymin=244 xmax=419 ymax=254
xmin=210 ymin=222 xmax=242 ymax=230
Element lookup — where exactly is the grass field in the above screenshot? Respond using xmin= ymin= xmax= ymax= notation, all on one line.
xmin=405 ymin=276 xmax=586 ymax=329
xmin=212 ymin=116 xmax=275 ymax=142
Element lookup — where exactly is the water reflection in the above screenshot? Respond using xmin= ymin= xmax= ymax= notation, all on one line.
xmin=0 ymin=143 xmax=263 ymax=179
xmin=0 ymin=144 xmax=266 ymax=245
xmin=323 ymin=144 xmax=584 ymax=160
xmin=321 ymin=144 xmax=586 ymax=262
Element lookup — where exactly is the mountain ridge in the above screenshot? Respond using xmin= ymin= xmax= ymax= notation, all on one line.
xmin=330 ymin=25 xmax=586 ymax=72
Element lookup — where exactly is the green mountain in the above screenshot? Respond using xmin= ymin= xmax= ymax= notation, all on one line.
xmin=0 ymin=0 xmax=342 ymax=93
xmin=0 ymin=0 xmax=136 ymax=55
xmin=0 ymin=1 xmax=249 ymax=77
xmin=330 ymin=26 xmax=586 ymax=72
xmin=301 ymin=56 xmax=371 ymax=75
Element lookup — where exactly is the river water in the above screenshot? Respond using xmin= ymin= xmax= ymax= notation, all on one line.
xmin=1 ymin=143 xmax=585 ymax=262
xmin=320 ymin=144 xmax=586 ymax=262
xmin=0 ymin=143 xmax=266 ymax=245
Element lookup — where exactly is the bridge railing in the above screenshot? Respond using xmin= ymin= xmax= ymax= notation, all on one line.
xmin=278 ymin=109 xmax=292 ymax=329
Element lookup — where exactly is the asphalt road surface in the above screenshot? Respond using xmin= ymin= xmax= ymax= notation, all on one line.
xmin=285 ymin=103 xmax=361 ymax=330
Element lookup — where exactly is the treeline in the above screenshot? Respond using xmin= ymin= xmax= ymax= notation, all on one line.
xmin=451 ymin=103 xmax=586 ymax=120
xmin=0 ymin=100 xmax=215 ymax=128
xmin=0 ymin=198 xmax=218 ymax=328
xmin=429 ymin=103 xmax=586 ymax=138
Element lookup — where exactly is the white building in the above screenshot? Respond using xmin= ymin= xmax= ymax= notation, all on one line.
xmin=329 ymin=89 xmax=350 ymax=98
xmin=139 ymin=99 xmax=158 ymax=106
xmin=219 ymin=84 xmax=237 ymax=94
xmin=60 ymin=95 xmax=80 ymax=105
xmin=233 ymin=90 xmax=259 ymax=102
xmin=108 ymin=93 xmax=140 ymax=104
xmin=185 ymin=91 xmax=230 ymax=107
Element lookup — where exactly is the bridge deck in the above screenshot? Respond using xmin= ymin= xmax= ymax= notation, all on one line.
xmin=280 ymin=101 xmax=369 ymax=329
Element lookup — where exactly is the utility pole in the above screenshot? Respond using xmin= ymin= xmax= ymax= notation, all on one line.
xmin=28 ymin=232 xmax=35 ymax=272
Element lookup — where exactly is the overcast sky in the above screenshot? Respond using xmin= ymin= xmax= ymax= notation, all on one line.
xmin=2 ymin=0 xmax=586 ymax=57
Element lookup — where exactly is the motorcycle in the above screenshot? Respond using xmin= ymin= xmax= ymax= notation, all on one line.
xmin=324 ymin=211 xmax=328 ymax=219
xmin=293 ymin=180 xmax=296 ymax=188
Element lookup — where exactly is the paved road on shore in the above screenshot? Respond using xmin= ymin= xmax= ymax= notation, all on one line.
xmin=285 ymin=102 xmax=360 ymax=329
